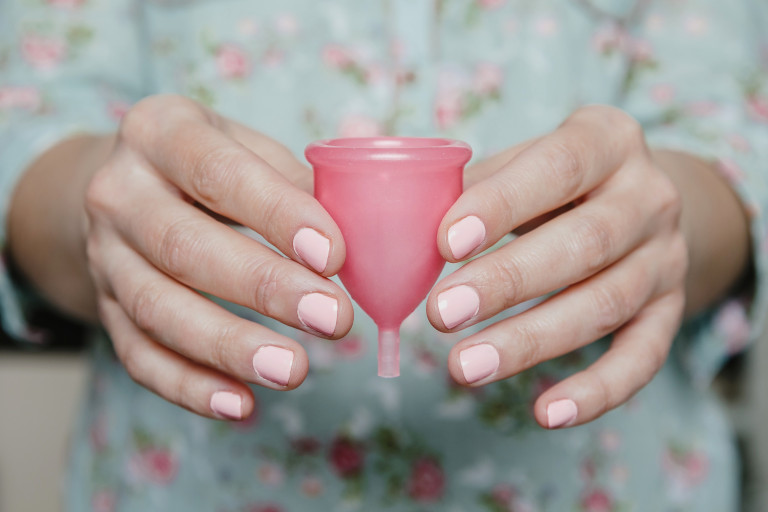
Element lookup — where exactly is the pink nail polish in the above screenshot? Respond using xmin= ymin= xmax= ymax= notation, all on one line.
xmin=547 ymin=399 xmax=578 ymax=428
xmin=297 ymin=293 xmax=338 ymax=335
xmin=210 ymin=391 xmax=243 ymax=420
xmin=448 ymin=216 xmax=486 ymax=260
xmin=438 ymin=285 xmax=480 ymax=329
xmin=252 ymin=345 xmax=294 ymax=386
xmin=459 ymin=343 xmax=499 ymax=383
xmin=293 ymin=228 xmax=330 ymax=273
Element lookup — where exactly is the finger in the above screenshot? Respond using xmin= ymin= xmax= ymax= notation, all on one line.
xmin=437 ymin=106 xmax=643 ymax=261
xmin=101 ymin=240 xmax=310 ymax=390
xmin=445 ymin=235 xmax=687 ymax=386
xmin=99 ymin=296 xmax=256 ymax=420
xmin=463 ymin=138 xmax=538 ymax=189
xmin=220 ymin=117 xmax=312 ymax=193
xmin=533 ymin=290 xmax=685 ymax=428
xmin=120 ymin=95 xmax=344 ymax=276
xmin=428 ymin=179 xmax=678 ymax=331
xmin=111 ymin=171 xmax=352 ymax=339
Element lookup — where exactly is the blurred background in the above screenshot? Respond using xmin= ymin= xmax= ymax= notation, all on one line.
xmin=2 ymin=326 xmax=768 ymax=512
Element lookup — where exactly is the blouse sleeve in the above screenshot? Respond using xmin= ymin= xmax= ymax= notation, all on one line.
xmin=617 ymin=0 xmax=768 ymax=386
xmin=0 ymin=0 xmax=146 ymax=344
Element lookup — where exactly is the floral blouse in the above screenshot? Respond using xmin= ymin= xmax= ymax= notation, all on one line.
xmin=1 ymin=0 xmax=767 ymax=511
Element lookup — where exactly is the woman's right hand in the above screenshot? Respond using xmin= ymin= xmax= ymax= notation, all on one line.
xmin=84 ymin=94 xmax=353 ymax=420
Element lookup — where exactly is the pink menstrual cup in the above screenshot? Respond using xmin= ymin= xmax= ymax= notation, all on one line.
xmin=306 ymin=137 xmax=472 ymax=377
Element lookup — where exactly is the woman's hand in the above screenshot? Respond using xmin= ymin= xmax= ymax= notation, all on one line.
xmin=427 ymin=105 xmax=711 ymax=429
xmin=78 ymin=95 xmax=353 ymax=419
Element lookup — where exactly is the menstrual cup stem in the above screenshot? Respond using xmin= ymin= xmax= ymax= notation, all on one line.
xmin=378 ymin=328 xmax=400 ymax=378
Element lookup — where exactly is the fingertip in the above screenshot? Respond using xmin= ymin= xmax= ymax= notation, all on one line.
xmin=252 ymin=343 xmax=308 ymax=390
xmin=291 ymin=225 xmax=346 ymax=277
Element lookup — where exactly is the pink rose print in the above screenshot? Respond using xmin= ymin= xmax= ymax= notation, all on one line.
xmin=301 ymin=475 xmax=324 ymax=496
xmin=338 ymin=114 xmax=382 ymax=137
xmin=91 ymin=490 xmax=116 ymax=512
xmin=472 ymin=63 xmax=503 ymax=95
xmin=491 ymin=483 xmax=516 ymax=506
xmin=685 ymin=100 xmax=719 ymax=117
xmin=107 ymin=101 xmax=131 ymax=122
xmin=258 ymin=462 xmax=285 ymax=486
xmin=714 ymin=299 xmax=751 ymax=355
xmin=21 ymin=34 xmax=67 ymax=70
xmin=329 ymin=436 xmax=365 ymax=478
xmin=334 ymin=335 xmax=365 ymax=359
xmin=245 ymin=504 xmax=284 ymax=512
xmin=406 ymin=458 xmax=445 ymax=502
xmin=629 ymin=39 xmax=653 ymax=63
xmin=0 ymin=86 xmax=42 ymax=111
xmin=580 ymin=488 xmax=614 ymax=512
xmin=747 ymin=95 xmax=768 ymax=123
xmin=435 ymin=90 xmax=463 ymax=130
xmin=650 ymin=84 xmax=676 ymax=104
xmin=726 ymin=133 xmax=751 ymax=152
xmin=322 ymin=44 xmax=354 ymax=69
xmin=717 ymin=158 xmax=745 ymax=184
xmin=684 ymin=15 xmax=709 ymax=35
xmin=216 ymin=44 xmax=251 ymax=79
xmin=47 ymin=0 xmax=85 ymax=8
xmin=478 ymin=0 xmax=505 ymax=9
xmin=131 ymin=448 xmax=179 ymax=485
xmin=580 ymin=457 xmax=597 ymax=482
xmin=599 ymin=430 xmax=621 ymax=452
xmin=662 ymin=446 xmax=710 ymax=488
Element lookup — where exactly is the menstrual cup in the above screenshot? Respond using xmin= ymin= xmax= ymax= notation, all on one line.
xmin=305 ymin=137 xmax=472 ymax=377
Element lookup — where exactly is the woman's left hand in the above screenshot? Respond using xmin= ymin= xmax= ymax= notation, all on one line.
xmin=427 ymin=105 xmax=689 ymax=429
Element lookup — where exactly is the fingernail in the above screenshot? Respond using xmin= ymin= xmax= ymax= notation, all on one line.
xmin=252 ymin=345 xmax=294 ymax=386
xmin=547 ymin=399 xmax=578 ymax=428
xmin=293 ymin=227 xmax=330 ymax=273
xmin=210 ymin=391 xmax=243 ymax=420
xmin=459 ymin=343 xmax=499 ymax=383
xmin=438 ymin=285 xmax=480 ymax=329
xmin=448 ymin=216 xmax=486 ymax=260
xmin=297 ymin=293 xmax=338 ymax=336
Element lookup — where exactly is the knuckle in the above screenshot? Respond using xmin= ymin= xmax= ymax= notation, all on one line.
xmin=655 ymin=175 xmax=683 ymax=224
xmin=119 ymin=342 xmax=144 ymax=382
xmin=155 ymin=218 xmax=204 ymax=278
xmin=515 ymin=321 xmax=543 ymax=369
xmin=542 ymin=139 xmax=584 ymax=199
xmin=487 ymin=255 xmax=526 ymax=307
xmin=590 ymin=282 xmax=631 ymax=334
xmin=570 ymin=215 xmax=614 ymax=274
xmin=188 ymin=143 xmax=243 ymax=205
xmin=249 ymin=259 xmax=285 ymax=317
xmin=129 ymin=280 xmax=165 ymax=337
xmin=208 ymin=321 xmax=239 ymax=370
xmin=258 ymin=184 xmax=296 ymax=237
xmin=84 ymin=170 xmax=116 ymax=218
xmin=589 ymin=370 xmax=616 ymax=415
xmin=173 ymin=368 xmax=195 ymax=411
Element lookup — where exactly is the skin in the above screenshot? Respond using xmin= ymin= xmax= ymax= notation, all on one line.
xmin=8 ymin=96 xmax=751 ymax=427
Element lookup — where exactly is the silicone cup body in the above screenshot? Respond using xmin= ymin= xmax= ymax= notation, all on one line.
xmin=306 ymin=137 xmax=472 ymax=377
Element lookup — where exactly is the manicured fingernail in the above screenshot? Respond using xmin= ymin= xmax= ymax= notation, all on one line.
xmin=547 ymin=399 xmax=578 ymax=428
xmin=252 ymin=345 xmax=294 ymax=386
xmin=297 ymin=293 xmax=338 ymax=336
xmin=438 ymin=285 xmax=480 ymax=329
xmin=459 ymin=343 xmax=499 ymax=383
xmin=448 ymin=216 xmax=486 ymax=259
xmin=210 ymin=391 xmax=243 ymax=420
xmin=293 ymin=227 xmax=330 ymax=273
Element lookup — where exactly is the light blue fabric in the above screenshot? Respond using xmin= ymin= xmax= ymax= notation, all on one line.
xmin=1 ymin=0 xmax=766 ymax=510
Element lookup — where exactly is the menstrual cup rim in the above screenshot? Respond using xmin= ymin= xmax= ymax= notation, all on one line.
xmin=305 ymin=136 xmax=472 ymax=165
